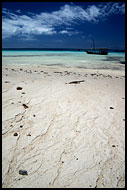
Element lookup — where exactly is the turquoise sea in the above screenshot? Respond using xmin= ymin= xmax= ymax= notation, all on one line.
xmin=2 ymin=49 xmax=125 ymax=70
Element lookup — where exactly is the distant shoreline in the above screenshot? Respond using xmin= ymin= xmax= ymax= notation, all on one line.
xmin=2 ymin=48 xmax=125 ymax=53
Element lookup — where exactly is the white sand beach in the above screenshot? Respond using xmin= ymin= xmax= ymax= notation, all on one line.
xmin=2 ymin=64 xmax=125 ymax=188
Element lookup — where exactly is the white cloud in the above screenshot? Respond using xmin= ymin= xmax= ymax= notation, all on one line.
xmin=85 ymin=5 xmax=100 ymax=21
xmin=59 ymin=30 xmax=79 ymax=36
xmin=2 ymin=2 xmax=125 ymax=39
xmin=98 ymin=2 xmax=125 ymax=16
xmin=16 ymin=10 xmax=22 ymax=14
xmin=59 ymin=30 xmax=70 ymax=34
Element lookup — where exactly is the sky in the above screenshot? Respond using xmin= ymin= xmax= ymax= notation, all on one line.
xmin=2 ymin=2 xmax=125 ymax=49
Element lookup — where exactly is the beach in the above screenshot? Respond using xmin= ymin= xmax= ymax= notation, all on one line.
xmin=2 ymin=63 xmax=125 ymax=188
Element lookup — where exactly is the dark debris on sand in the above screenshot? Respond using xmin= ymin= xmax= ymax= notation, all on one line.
xmin=22 ymin=104 xmax=29 ymax=109
xmin=66 ymin=80 xmax=85 ymax=84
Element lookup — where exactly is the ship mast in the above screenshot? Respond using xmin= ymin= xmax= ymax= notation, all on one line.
xmin=92 ymin=39 xmax=95 ymax=51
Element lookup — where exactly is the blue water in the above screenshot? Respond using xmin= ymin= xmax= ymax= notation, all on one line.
xmin=2 ymin=50 xmax=125 ymax=70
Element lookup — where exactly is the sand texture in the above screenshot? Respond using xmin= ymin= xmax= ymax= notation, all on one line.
xmin=2 ymin=65 xmax=125 ymax=188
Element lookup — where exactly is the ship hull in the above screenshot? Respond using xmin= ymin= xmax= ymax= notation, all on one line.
xmin=86 ymin=51 xmax=108 ymax=55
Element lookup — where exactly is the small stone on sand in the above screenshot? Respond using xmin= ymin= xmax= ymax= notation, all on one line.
xmin=16 ymin=87 xmax=23 ymax=90
xmin=13 ymin=132 xmax=18 ymax=136
xmin=19 ymin=170 xmax=28 ymax=175
xmin=110 ymin=107 xmax=114 ymax=109
xmin=27 ymin=133 xmax=31 ymax=136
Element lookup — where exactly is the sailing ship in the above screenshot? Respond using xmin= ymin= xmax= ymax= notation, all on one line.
xmin=86 ymin=39 xmax=108 ymax=55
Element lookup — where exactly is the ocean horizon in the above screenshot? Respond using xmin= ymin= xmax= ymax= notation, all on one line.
xmin=2 ymin=48 xmax=125 ymax=52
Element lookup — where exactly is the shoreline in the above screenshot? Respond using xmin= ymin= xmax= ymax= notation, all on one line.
xmin=2 ymin=63 xmax=125 ymax=75
xmin=2 ymin=64 xmax=125 ymax=188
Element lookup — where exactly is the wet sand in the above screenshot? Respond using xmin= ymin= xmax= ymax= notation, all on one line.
xmin=2 ymin=64 xmax=125 ymax=188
